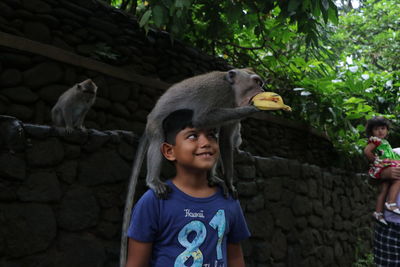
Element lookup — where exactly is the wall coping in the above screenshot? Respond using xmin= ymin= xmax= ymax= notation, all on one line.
xmin=0 ymin=31 xmax=171 ymax=90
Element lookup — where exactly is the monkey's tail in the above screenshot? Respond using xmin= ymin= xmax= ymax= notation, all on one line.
xmin=119 ymin=135 xmax=149 ymax=267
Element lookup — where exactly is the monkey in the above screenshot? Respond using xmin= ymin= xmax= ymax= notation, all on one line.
xmin=119 ymin=68 xmax=264 ymax=267
xmin=51 ymin=79 xmax=97 ymax=133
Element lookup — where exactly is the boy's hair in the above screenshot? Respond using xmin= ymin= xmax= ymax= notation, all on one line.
xmin=162 ymin=109 xmax=194 ymax=145
xmin=366 ymin=116 xmax=391 ymax=137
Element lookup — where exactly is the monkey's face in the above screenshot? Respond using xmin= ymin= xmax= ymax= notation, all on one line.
xmin=227 ymin=69 xmax=264 ymax=107
xmin=77 ymin=79 xmax=98 ymax=96
xmin=163 ymin=127 xmax=220 ymax=172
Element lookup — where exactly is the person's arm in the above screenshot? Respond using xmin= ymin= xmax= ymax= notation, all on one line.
xmin=227 ymin=242 xmax=246 ymax=267
xmin=125 ymin=238 xmax=152 ymax=267
xmin=364 ymin=142 xmax=377 ymax=162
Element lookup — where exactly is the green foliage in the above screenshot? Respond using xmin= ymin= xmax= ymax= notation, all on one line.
xmin=353 ymin=252 xmax=374 ymax=267
xmin=131 ymin=0 xmax=338 ymax=47
xmin=108 ymin=0 xmax=399 ymax=157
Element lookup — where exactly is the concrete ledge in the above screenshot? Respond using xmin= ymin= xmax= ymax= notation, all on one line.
xmin=0 ymin=31 xmax=171 ymax=90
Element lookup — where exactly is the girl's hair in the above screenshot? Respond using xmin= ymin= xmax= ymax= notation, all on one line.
xmin=365 ymin=116 xmax=391 ymax=137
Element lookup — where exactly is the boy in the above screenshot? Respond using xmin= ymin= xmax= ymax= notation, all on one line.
xmin=126 ymin=109 xmax=250 ymax=267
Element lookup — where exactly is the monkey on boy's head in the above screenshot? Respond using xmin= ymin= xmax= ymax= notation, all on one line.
xmin=120 ymin=68 xmax=265 ymax=266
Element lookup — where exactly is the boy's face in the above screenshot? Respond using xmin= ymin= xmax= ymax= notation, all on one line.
xmin=163 ymin=127 xmax=220 ymax=171
xmin=372 ymin=125 xmax=388 ymax=139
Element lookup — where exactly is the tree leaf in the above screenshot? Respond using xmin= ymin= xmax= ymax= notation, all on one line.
xmin=139 ymin=10 xmax=152 ymax=27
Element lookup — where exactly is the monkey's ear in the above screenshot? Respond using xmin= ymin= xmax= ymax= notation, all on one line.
xmin=161 ymin=142 xmax=176 ymax=161
xmin=226 ymin=70 xmax=237 ymax=84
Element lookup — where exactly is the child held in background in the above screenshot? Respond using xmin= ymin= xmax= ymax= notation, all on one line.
xmin=126 ymin=109 xmax=250 ymax=267
xmin=365 ymin=116 xmax=400 ymax=225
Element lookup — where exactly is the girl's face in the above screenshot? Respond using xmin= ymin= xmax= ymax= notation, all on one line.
xmin=372 ymin=125 xmax=389 ymax=139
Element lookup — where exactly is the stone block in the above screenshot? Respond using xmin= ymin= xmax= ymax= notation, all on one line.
xmin=55 ymin=232 xmax=106 ymax=267
xmin=292 ymin=195 xmax=312 ymax=216
xmin=263 ymin=177 xmax=282 ymax=201
xmin=246 ymin=210 xmax=274 ymax=239
xmin=247 ymin=194 xmax=264 ymax=212
xmin=57 ymin=160 xmax=77 ymax=184
xmin=0 ymin=152 xmax=26 ymax=180
xmin=0 ymin=203 xmax=56 ymax=257
xmin=78 ymin=149 xmax=130 ymax=186
xmin=26 ymin=138 xmax=64 ymax=167
xmin=22 ymin=0 xmax=52 ymax=13
xmin=23 ymin=62 xmax=63 ymax=89
xmin=0 ymin=69 xmax=22 ymax=87
xmin=38 ymin=84 xmax=69 ymax=104
xmin=58 ymin=186 xmax=100 ymax=231
xmin=271 ymin=230 xmax=287 ymax=261
xmin=275 ymin=207 xmax=295 ymax=232
xmin=236 ymin=164 xmax=256 ymax=180
xmin=237 ymin=181 xmax=257 ymax=197
xmin=17 ymin=171 xmax=62 ymax=202
xmin=254 ymin=241 xmax=271 ymax=262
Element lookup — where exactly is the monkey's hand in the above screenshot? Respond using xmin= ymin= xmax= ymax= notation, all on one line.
xmin=150 ymin=181 xmax=172 ymax=199
xmin=65 ymin=126 xmax=74 ymax=134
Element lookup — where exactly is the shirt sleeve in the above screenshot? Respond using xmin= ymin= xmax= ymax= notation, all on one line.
xmin=368 ymin=136 xmax=381 ymax=146
xmin=227 ymin=200 xmax=251 ymax=243
xmin=127 ymin=189 xmax=160 ymax=242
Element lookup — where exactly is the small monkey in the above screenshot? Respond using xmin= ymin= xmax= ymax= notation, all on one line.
xmin=51 ymin=79 xmax=97 ymax=133
xmin=120 ymin=68 xmax=264 ymax=266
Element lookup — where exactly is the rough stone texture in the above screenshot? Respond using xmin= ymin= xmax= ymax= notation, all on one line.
xmin=0 ymin=120 xmax=375 ymax=266
xmin=78 ymin=149 xmax=130 ymax=186
xmin=0 ymin=203 xmax=56 ymax=258
xmin=0 ymin=152 xmax=26 ymax=180
xmin=0 ymin=0 xmax=344 ymax=169
xmin=0 ymin=0 xmax=372 ymax=264
xmin=58 ymin=186 xmax=100 ymax=231
xmin=17 ymin=171 xmax=62 ymax=202
xmin=26 ymin=137 xmax=64 ymax=166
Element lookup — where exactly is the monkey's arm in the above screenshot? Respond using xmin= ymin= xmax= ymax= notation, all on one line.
xmin=195 ymin=106 xmax=259 ymax=128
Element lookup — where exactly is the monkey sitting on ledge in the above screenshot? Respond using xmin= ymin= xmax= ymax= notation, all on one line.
xmin=51 ymin=79 xmax=97 ymax=133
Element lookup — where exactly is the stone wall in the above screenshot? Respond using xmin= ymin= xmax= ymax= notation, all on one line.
xmin=0 ymin=117 xmax=374 ymax=267
xmin=0 ymin=0 xmax=340 ymax=169
xmin=0 ymin=0 xmax=228 ymax=83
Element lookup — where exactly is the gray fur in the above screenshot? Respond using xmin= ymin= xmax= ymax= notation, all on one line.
xmin=119 ymin=68 xmax=264 ymax=267
xmin=51 ymin=79 xmax=97 ymax=133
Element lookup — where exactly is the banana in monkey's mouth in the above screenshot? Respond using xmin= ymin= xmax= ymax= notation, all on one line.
xmin=251 ymin=92 xmax=292 ymax=111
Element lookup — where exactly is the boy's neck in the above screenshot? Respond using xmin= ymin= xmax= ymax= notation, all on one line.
xmin=172 ymin=168 xmax=217 ymax=198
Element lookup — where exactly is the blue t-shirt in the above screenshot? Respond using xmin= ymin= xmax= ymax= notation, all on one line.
xmin=127 ymin=180 xmax=251 ymax=267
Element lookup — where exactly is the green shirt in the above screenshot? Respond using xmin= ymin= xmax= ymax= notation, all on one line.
xmin=373 ymin=138 xmax=400 ymax=160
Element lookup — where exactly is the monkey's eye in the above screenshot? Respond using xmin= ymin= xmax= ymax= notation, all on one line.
xmin=254 ymin=77 xmax=264 ymax=87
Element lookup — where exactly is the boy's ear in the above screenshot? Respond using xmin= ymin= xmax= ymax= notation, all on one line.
xmin=161 ymin=142 xmax=176 ymax=161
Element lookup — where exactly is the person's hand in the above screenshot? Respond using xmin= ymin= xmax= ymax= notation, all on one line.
xmin=382 ymin=167 xmax=400 ymax=180
xmin=391 ymin=167 xmax=400 ymax=179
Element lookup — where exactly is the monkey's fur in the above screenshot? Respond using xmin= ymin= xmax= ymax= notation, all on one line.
xmin=120 ymin=69 xmax=264 ymax=266
xmin=51 ymin=79 xmax=97 ymax=133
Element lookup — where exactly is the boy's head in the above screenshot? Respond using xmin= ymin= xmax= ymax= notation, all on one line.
xmin=366 ymin=116 xmax=391 ymax=138
xmin=161 ymin=109 xmax=220 ymax=171
xmin=162 ymin=109 xmax=194 ymax=145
